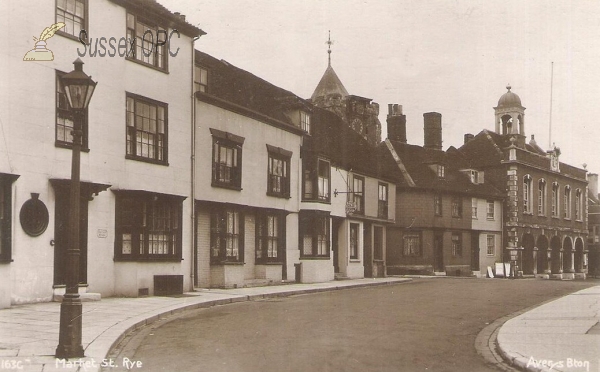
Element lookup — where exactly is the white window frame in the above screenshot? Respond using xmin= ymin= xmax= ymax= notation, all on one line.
xmin=486 ymin=234 xmax=495 ymax=256
xmin=486 ymin=200 xmax=495 ymax=220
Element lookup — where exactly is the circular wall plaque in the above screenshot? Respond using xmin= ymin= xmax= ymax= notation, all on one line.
xmin=20 ymin=193 xmax=49 ymax=237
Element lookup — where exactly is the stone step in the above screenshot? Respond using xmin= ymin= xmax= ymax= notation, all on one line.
xmin=53 ymin=293 xmax=101 ymax=302
xmin=242 ymin=279 xmax=277 ymax=288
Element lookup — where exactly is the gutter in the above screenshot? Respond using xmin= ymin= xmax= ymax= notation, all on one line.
xmin=190 ymin=35 xmax=200 ymax=289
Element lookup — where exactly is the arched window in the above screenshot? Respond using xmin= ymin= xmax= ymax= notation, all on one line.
xmin=564 ymin=185 xmax=572 ymax=219
xmin=523 ymin=175 xmax=533 ymax=214
xmin=551 ymin=182 xmax=559 ymax=217
xmin=538 ymin=179 xmax=546 ymax=215
xmin=575 ymin=189 xmax=582 ymax=221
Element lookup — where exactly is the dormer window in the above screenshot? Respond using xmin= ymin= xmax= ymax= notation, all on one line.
xmin=470 ymin=170 xmax=479 ymax=184
xmin=300 ymin=111 xmax=311 ymax=134
xmin=437 ymin=165 xmax=445 ymax=179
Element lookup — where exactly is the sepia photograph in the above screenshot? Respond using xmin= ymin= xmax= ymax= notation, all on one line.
xmin=0 ymin=0 xmax=599 ymax=371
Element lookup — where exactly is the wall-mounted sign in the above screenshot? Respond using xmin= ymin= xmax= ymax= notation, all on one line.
xmin=97 ymin=229 xmax=108 ymax=238
xmin=19 ymin=193 xmax=49 ymax=237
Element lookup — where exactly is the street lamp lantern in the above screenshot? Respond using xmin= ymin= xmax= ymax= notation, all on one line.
xmin=60 ymin=58 xmax=97 ymax=110
xmin=56 ymin=58 xmax=97 ymax=359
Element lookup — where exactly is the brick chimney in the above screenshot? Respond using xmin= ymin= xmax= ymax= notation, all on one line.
xmin=423 ymin=112 xmax=442 ymax=151
xmin=464 ymin=133 xmax=474 ymax=144
xmin=589 ymin=173 xmax=598 ymax=199
xmin=387 ymin=104 xmax=407 ymax=143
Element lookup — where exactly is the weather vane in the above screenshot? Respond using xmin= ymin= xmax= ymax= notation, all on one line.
xmin=326 ymin=30 xmax=334 ymax=66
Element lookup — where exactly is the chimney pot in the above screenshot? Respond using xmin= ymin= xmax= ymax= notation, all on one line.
xmin=387 ymin=103 xmax=407 ymax=143
xmin=464 ymin=133 xmax=474 ymax=144
xmin=589 ymin=173 xmax=598 ymax=199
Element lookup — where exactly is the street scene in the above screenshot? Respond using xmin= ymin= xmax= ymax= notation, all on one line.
xmin=114 ymin=278 xmax=599 ymax=372
xmin=1 ymin=0 xmax=600 ymax=371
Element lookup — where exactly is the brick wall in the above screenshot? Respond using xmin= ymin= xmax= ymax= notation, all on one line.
xmin=196 ymin=209 xmax=211 ymax=288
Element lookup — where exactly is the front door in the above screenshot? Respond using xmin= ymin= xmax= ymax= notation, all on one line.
xmin=53 ymin=186 xmax=89 ymax=286
xmin=433 ymin=234 xmax=444 ymax=272
xmin=471 ymin=233 xmax=480 ymax=271
xmin=332 ymin=218 xmax=343 ymax=273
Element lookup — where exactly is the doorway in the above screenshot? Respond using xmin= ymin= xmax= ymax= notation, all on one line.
xmin=332 ymin=217 xmax=343 ymax=274
xmin=53 ymin=186 xmax=89 ymax=286
xmin=433 ymin=233 xmax=444 ymax=272
xmin=471 ymin=233 xmax=480 ymax=271
xmin=50 ymin=180 xmax=110 ymax=287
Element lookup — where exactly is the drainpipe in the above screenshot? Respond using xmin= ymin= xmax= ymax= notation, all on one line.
xmin=190 ymin=35 xmax=200 ymax=289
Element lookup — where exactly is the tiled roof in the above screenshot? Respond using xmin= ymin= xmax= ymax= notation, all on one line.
xmin=459 ymin=129 xmax=587 ymax=180
xmin=306 ymin=108 xmax=397 ymax=182
xmin=456 ymin=130 xmax=505 ymax=168
xmin=110 ymin=0 xmax=205 ymax=37
xmin=386 ymin=140 xmax=504 ymax=198
xmin=195 ymin=50 xmax=307 ymax=129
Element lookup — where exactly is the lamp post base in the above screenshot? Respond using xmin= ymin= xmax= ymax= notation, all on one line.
xmin=55 ymin=295 xmax=84 ymax=359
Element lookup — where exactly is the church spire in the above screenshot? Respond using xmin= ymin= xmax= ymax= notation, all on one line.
xmin=326 ymin=30 xmax=333 ymax=67
xmin=311 ymin=30 xmax=348 ymax=101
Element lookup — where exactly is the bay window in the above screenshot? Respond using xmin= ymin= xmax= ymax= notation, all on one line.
xmin=114 ymin=191 xmax=183 ymax=261
xmin=303 ymin=158 xmax=330 ymax=202
xmin=300 ymin=211 xmax=329 ymax=258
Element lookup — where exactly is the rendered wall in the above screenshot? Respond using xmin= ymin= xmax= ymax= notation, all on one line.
xmin=0 ymin=0 xmax=195 ymax=305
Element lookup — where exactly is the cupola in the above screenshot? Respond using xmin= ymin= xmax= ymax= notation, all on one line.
xmin=494 ymin=85 xmax=526 ymax=136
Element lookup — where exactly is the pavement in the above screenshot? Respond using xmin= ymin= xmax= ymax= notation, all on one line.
xmin=497 ymin=285 xmax=600 ymax=372
xmin=0 ymin=277 xmax=411 ymax=372
xmin=0 ymin=278 xmax=598 ymax=372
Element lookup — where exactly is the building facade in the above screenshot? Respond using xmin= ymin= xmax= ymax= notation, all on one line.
xmin=0 ymin=0 xmax=203 ymax=308
xmin=383 ymin=105 xmax=504 ymax=276
xmin=299 ymin=107 xmax=396 ymax=282
xmin=193 ymin=51 xmax=305 ymax=288
xmin=458 ymin=87 xmax=588 ymax=279
xmin=587 ymin=173 xmax=600 ymax=277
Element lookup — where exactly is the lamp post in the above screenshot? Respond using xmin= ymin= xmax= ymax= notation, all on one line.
xmin=56 ymin=58 xmax=97 ymax=359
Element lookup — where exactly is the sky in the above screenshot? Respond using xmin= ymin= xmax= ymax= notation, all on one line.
xmin=161 ymin=0 xmax=600 ymax=176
